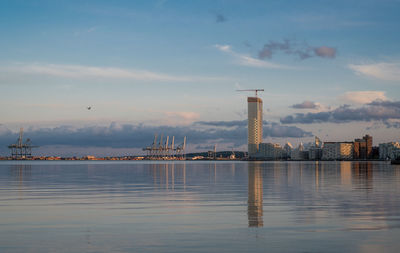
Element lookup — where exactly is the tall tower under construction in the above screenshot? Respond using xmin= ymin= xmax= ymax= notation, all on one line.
xmin=248 ymin=96 xmax=263 ymax=157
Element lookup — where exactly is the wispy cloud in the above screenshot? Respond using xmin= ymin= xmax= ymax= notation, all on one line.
xmin=291 ymin=101 xmax=320 ymax=109
xmin=314 ymin=46 xmax=336 ymax=58
xmin=0 ymin=63 xmax=227 ymax=83
xmin=258 ymin=39 xmax=336 ymax=60
xmin=214 ymin=44 xmax=290 ymax=69
xmin=349 ymin=62 xmax=400 ymax=82
xmin=340 ymin=91 xmax=388 ymax=104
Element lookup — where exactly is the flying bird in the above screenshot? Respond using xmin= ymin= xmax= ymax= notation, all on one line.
xmin=87 ymin=106 xmax=92 ymax=110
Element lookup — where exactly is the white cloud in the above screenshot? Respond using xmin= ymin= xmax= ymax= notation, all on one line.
xmin=164 ymin=111 xmax=200 ymax=125
xmin=215 ymin=44 xmax=232 ymax=53
xmin=340 ymin=91 xmax=388 ymax=104
xmin=214 ymin=44 xmax=290 ymax=69
xmin=0 ymin=63 xmax=226 ymax=83
xmin=349 ymin=62 xmax=400 ymax=82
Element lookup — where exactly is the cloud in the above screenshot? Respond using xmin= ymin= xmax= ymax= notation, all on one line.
xmin=267 ymin=122 xmax=312 ymax=138
xmin=291 ymin=101 xmax=320 ymax=109
xmin=348 ymin=62 xmax=400 ymax=81
xmin=314 ymin=46 xmax=336 ymax=58
xmin=259 ymin=39 xmax=292 ymax=59
xmin=165 ymin=111 xmax=200 ymax=120
xmin=215 ymin=44 xmax=232 ymax=53
xmin=0 ymin=121 xmax=312 ymax=155
xmin=214 ymin=44 xmax=290 ymax=69
xmin=195 ymin=120 xmax=248 ymax=128
xmin=281 ymin=100 xmax=400 ymax=124
xmin=195 ymin=120 xmax=312 ymax=138
xmin=0 ymin=124 xmax=12 ymax=135
xmin=0 ymin=63 xmax=226 ymax=83
xmin=368 ymin=100 xmax=400 ymax=108
xmin=215 ymin=13 xmax=226 ymax=23
xmin=258 ymin=39 xmax=336 ymax=60
xmin=340 ymin=91 xmax=388 ymax=104
xmin=384 ymin=121 xmax=400 ymax=129
xmin=164 ymin=111 xmax=200 ymax=125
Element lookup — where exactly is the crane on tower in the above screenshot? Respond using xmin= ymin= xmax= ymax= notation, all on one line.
xmin=236 ymin=89 xmax=264 ymax=97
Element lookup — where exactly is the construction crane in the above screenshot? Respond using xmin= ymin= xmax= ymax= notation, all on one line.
xmin=236 ymin=89 xmax=264 ymax=97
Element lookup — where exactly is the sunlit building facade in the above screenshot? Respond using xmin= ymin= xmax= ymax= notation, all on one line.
xmin=322 ymin=142 xmax=354 ymax=160
xmin=248 ymin=97 xmax=263 ymax=157
xmin=354 ymin=134 xmax=373 ymax=159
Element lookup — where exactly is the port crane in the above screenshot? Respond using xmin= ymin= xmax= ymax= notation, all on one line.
xmin=8 ymin=128 xmax=38 ymax=159
xmin=143 ymin=134 xmax=186 ymax=160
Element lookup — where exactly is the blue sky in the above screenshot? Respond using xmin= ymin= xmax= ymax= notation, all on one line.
xmin=1 ymin=0 xmax=400 ymax=156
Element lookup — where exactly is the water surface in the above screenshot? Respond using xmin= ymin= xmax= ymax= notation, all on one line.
xmin=1 ymin=161 xmax=400 ymax=252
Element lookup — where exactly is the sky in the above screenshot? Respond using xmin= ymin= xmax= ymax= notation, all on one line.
xmin=1 ymin=0 xmax=400 ymax=156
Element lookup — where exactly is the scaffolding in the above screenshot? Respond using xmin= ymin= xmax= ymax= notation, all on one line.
xmin=8 ymin=128 xmax=38 ymax=159
xmin=143 ymin=134 xmax=186 ymax=160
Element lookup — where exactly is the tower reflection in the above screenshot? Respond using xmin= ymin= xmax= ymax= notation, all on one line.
xmin=352 ymin=162 xmax=373 ymax=190
xmin=248 ymin=162 xmax=263 ymax=227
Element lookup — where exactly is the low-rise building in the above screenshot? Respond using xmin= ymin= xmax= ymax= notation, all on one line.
xmin=322 ymin=142 xmax=354 ymax=160
xmin=290 ymin=143 xmax=309 ymax=160
xmin=258 ymin=143 xmax=287 ymax=159
xmin=309 ymin=147 xmax=322 ymax=160
xmin=379 ymin=142 xmax=400 ymax=160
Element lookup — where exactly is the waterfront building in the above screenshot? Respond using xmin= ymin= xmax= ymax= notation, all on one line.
xmin=322 ymin=142 xmax=354 ymax=160
xmin=309 ymin=136 xmax=323 ymax=160
xmin=284 ymin=142 xmax=293 ymax=155
xmin=379 ymin=142 xmax=400 ymax=160
xmin=309 ymin=147 xmax=322 ymax=160
xmin=258 ymin=143 xmax=287 ymax=159
xmin=248 ymin=97 xmax=263 ymax=157
xmin=354 ymin=135 xmax=373 ymax=159
xmin=291 ymin=142 xmax=309 ymax=160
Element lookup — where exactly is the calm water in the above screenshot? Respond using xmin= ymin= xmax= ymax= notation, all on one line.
xmin=1 ymin=161 xmax=400 ymax=253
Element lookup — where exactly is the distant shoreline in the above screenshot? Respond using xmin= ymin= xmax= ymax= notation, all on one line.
xmin=0 ymin=157 xmax=391 ymax=162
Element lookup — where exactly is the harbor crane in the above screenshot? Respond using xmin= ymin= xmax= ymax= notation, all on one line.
xmin=236 ymin=89 xmax=264 ymax=97
xmin=8 ymin=128 xmax=38 ymax=159
xmin=143 ymin=134 xmax=186 ymax=160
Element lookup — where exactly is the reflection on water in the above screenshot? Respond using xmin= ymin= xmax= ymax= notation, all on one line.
xmin=248 ymin=163 xmax=263 ymax=227
xmin=10 ymin=164 xmax=32 ymax=182
xmin=1 ymin=161 xmax=400 ymax=253
xmin=352 ymin=162 xmax=373 ymax=190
